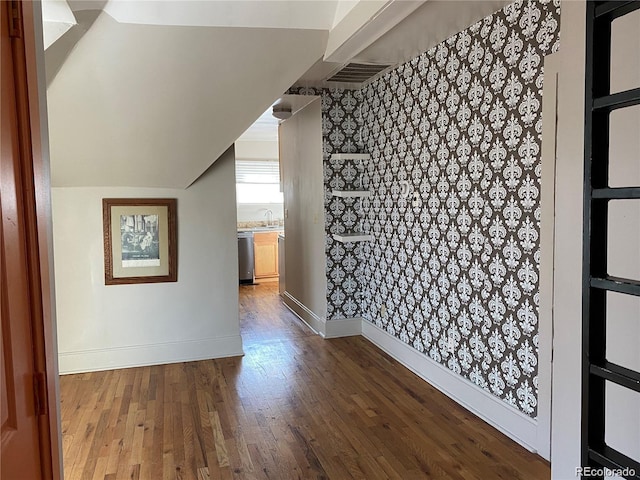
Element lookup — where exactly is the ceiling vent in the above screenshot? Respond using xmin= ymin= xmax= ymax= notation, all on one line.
xmin=326 ymin=62 xmax=391 ymax=84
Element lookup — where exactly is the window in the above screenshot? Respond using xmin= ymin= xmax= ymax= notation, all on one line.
xmin=235 ymin=160 xmax=283 ymax=204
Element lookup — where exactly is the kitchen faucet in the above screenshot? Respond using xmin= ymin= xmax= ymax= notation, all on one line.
xmin=264 ymin=209 xmax=273 ymax=227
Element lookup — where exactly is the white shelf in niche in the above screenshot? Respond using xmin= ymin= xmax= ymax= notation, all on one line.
xmin=332 ymin=232 xmax=372 ymax=243
xmin=330 ymin=153 xmax=371 ymax=161
xmin=331 ymin=189 xmax=371 ymax=198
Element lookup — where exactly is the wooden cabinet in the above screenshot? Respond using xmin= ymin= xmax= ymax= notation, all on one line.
xmin=254 ymin=231 xmax=279 ymax=279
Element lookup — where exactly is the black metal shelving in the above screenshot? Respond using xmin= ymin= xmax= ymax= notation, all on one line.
xmin=582 ymin=2 xmax=640 ymax=479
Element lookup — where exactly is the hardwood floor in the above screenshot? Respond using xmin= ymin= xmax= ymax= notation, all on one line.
xmin=60 ymin=283 xmax=550 ymax=479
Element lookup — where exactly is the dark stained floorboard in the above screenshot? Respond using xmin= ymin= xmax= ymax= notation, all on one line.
xmin=60 ymin=283 xmax=550 ymax=479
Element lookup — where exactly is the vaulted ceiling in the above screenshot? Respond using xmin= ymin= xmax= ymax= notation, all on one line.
xmin=44 ymin=0 xmax=508 ymax=188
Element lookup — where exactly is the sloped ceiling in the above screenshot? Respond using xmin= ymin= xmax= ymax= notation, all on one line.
xmin=356 ymin=0 xmax=510 ymax=66
xmin=47 ymin=9 xmax=329 ymax=188
xmin=41 ymin=0 xmax=76 ymax=49
xmin=45 ymin=0 xmax=428 ymax=188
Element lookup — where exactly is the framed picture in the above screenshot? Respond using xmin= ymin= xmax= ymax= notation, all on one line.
xmin=102 ymin=198 xmax=177 ymax=285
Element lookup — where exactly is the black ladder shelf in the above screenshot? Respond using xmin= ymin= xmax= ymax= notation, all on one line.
xmin=583 ymin=2 xmax=640 ymax=479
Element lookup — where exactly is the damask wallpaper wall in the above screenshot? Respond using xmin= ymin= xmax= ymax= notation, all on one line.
xmin=288 ymin=0 xmax=560 ymax=416
xmin=286 ymin=86 xmax=366 ymax=320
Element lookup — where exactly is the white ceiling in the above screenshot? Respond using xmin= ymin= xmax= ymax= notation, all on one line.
xmin=42 ymin=0 xmax=76 ymax=48
xmin=239 ymin=0 xmax=509 ymax=142
xmin=237 ymin=108 xmax=280 ymax=143
xmin=47 ymin=9 xmax=328 ymax=187
xmin=70 ymin=0 xmax=340 ymax=30
xmin=241 ymin=1 xmax=511 ymax=145
xmin=238 ymin=94 xmax=319 ymax=142
xmin=45 ymin=0 xmax=419 ymax=188
xmin=355 ymin=0 xmax=511 ymax=66
xmin=44 ymin=0 xmax=511 ymax=188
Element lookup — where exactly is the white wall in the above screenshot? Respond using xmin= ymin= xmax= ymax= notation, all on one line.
xmin=236 ymin=204 xmax=284 ymax=225
xmin=279 ymin=98 xmax=328 ymax=332
xmin=52 ymin=147 xmax=243 ymax=374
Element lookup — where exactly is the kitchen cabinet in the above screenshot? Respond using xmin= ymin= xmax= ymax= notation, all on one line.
xmin=254 ymin=231 xmax=279 ymax=279
xmin=278 ymin=234 xmax=285 ymax=294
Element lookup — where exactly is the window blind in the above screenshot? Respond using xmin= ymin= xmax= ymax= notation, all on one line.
xmin=235 ymin=160 xmax=280 ymax=184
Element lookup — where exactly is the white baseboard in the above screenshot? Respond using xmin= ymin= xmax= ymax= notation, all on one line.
xmin=282 ymin=291 xmax=324 ymax=334
xmin=263 ymin=292 xmax=540 ymax=452
xmin=58 ymin=335 xmax=244 ymax=375
xmin=324 ymin=317 xmax=362 ymax=338
xmin=361 ymin=321 xmax=539 ymax=453
xmin=282 ymin=292 xmax=362 ymax=338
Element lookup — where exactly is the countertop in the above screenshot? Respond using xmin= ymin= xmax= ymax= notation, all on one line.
xmin=237 ymin=226 xmax=284 ymax=233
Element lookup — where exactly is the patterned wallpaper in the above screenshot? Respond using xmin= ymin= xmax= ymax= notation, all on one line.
xmin=288 ymin=0 xmax=560 ymax=416
xmin=287 ymin=87 xmax=366 ymax=320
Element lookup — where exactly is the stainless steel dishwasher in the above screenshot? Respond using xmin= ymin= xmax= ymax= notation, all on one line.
xmin=237 ymin=231 xmax=254 ymax=284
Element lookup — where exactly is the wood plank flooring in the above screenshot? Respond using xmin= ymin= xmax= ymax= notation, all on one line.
xmin=59 ymin=283 xmax=550 ymax=479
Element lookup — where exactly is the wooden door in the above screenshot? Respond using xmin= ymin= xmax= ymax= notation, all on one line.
xmin=1 ymin=2 xmax=58 ymax=478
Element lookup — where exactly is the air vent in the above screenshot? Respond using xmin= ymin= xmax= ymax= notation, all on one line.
xmin=326 ymin=63 xmax=391 ymax=84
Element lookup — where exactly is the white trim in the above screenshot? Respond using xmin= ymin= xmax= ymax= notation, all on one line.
xmin=550 ymin=3 xmax=587 ymax=475
xmin=282 ymin=294 xmax=541 ymax=452
xmin=537 ymin=51 xmax=562 ymax=461
xmin=282 ymin=292 xmax=362 ymax=338
xmin=324 ymin=317 xmax=363 ymax=338
xmin=361 ymin=321 xmax=540 ymax=453
xmin=282 ymin=291 xmax=324 ymax=334
xmin=58 ymin=335 xmax=244 ymax=374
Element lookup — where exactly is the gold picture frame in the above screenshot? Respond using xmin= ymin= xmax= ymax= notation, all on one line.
xmin=102 ymin=198 xmax=177 ymax=285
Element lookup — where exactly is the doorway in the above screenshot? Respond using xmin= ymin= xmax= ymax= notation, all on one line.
xmin=235 ymin=105 xmax=286 ymax=297
xmin=1 ymin=1 xmax=61 ymax=477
